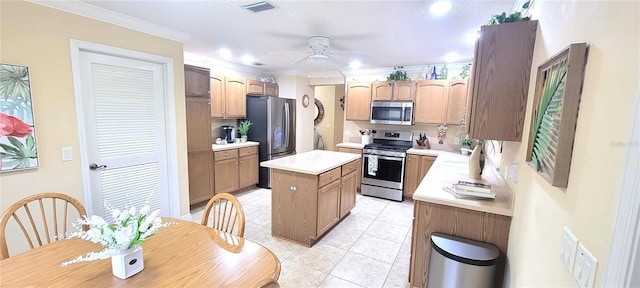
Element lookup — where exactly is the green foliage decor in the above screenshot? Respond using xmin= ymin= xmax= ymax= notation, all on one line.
xmin=487 ymin=0 xmax=531 ymax=25
xmin=387 ymin=66 xmax=410 ymax=86
xmin=238 ymin=120 xmax=253 ymax=136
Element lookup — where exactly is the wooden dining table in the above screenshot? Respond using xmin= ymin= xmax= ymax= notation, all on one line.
xmin=0 ymin=219 xmax=280 ymax=287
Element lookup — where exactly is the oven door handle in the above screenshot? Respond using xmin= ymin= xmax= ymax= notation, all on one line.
xmin=363 ymin=155 xmax=404 ymax=161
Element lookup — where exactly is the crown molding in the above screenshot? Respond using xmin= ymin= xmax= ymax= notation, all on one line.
xmin=28 ymin=0 xmax=191 ymax=42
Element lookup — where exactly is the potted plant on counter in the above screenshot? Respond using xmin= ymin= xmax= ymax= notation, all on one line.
xmin=460 ymin=136 xmax=473 ymax=155
xmin=238 ymin=120 xmax=252 ymax=143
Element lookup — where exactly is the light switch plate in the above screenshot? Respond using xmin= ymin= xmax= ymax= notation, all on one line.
xmin=561 ymin=226 xmax=578 ymax=272
xmin=454 ymin=137 xmax=460 ymax=144
xmin=573 ymin=242 xmax=597 ymax=288
xmin=61 ymin=147 xmax=73 ymax=161
xmin=509 ymin=163 xmax=519 ymax=183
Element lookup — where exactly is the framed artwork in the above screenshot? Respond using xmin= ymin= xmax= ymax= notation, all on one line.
xmin=0 ymin=64 xmax=39 ymax=172
xmin=526 ymin=43 xmax=588 ymax=188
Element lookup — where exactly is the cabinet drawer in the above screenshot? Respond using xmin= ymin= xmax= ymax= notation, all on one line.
xmin=214 ymin=149 xmax=238 ymax=161
xmin=342 ymin=159 xmax=360 ymax=176
xmin=239 ymin=146 xmax=258 ymax=157
xmin=319 ymin=167 xmax=341 ymax=188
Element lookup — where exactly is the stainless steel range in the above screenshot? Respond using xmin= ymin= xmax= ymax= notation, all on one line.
xmin=361 ymin=131 xmax=413 ymax=201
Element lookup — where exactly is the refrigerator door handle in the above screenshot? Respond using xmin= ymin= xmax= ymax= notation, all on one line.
xmin=284 ymin=102 xmax=290 ymax=148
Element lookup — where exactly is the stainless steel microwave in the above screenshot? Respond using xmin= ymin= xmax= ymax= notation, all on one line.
xmin=370 ymin=101 xmax=413 ymax=125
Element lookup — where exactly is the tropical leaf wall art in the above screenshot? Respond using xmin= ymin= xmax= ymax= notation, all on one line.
xmin=526 ymin=43 xmax=588 ymax=188
xmin=0 ymin=64 xmax=39 ymax=171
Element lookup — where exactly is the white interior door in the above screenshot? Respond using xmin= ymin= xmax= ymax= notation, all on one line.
xmin=78 ymin=51 xmax=170 ymax=220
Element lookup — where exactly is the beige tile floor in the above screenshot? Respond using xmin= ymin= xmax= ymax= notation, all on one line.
xmin=190 ymin=188 xmax=415 ymax=288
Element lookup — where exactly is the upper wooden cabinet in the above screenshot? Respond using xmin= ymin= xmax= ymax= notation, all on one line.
xmin=414 ymin=80 xmax=448 ymax=124
xmin=467 ymin=20 xmax=538 ymax=141
xmin=393 ymin=81 xmax=416 ymax=101
xmin=246 ymin=80 xmax=279 ymax=97
xmin=445 ymin=80 xmax=469 ymax=125
xmin=346 ymin=82 xmax=372 ymax=121
xmin=211 ymin=76 xmax=246 ymax=119
xmin=184 ymin=65 xmax=210 ymax=98
xmin=372 ymin=81 xmax=415 ymax=101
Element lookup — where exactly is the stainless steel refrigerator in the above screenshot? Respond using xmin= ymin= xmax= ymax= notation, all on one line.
xmin=246 ymin=96 xmax=296 ymax=188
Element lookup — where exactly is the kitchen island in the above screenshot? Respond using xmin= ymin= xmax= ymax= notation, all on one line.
xmin=260 ymin=150 xmax=361 ymax=247
xmin=407 ymin=149 xmax=514 ymax=288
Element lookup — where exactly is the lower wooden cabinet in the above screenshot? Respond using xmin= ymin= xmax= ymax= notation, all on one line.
xmin=403 ymin=154 xmax=436 ymax=197
xmin=271 ymin=159 xmax=360 ymax=247
xmin=337 ymin=147 xmax=362 ymax=191
xmin=213 ymin=145 xmax=259 ymax=194
xmin=188 ymin=150 xmax=214 ymax=205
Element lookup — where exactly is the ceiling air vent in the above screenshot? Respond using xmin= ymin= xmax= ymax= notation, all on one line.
xmin=242 ymin=1 xmax=275 ymax=13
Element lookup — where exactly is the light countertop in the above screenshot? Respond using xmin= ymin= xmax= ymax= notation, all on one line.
xmin=336 ymin=142 xmax=365 ymax=149
xmin=212 ymin=141 xmax=259 ymax=151
xmin=411 ymin=150 xmax=515 ymax=217
xmin=260 ymin=150 xmax=361 ymax=175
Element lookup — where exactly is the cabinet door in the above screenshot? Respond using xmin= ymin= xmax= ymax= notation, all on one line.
xmin=188 ymin=150 xmax=213 ymax=204
xmin=214 ymin=158 xmax=239 ymax=194
xmin=403 ymin=154 xmax=420 ymax=197
xmin=264 ymin=83 xmax=279 ymax=97
xmin=418 ymin=156 xmax=436 ymax=180
xmin=271 ymin=170 xmax=318 ymax=246
xmin=238 ymin=154 xmax=259 ymax=189
xmin=317 ymin=180 xmax=341 ymax=237
xmin=414 ymin=80 xmax=448 ymax=124
xmin=210 ymin=76 xmax=225 ymax=118
xmin=346 ymin=82 xmax=372 ymax=121
xmin=393 ymin=81 xmax=416 ymax=101
xmin=340 ymin=171 xmax=357 ymax=218
xmin=371 ymin=81 xmax=392 ymax=101
xmin=184 ymin=65 xmax=210 ymax=98
xmin=445 ymin=80 xmax=468 ymax=125
xmin=468 ymin=21 xmax=538 ymax=141
xmin=246 ymin=79 xmax=264 ymax=95
xmin=185 ymin=97 xmax=212 ymax=151
xmin=225 ymin=77 xmax=246 ymax=119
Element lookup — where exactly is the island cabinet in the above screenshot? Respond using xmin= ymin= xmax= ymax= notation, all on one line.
xmin=414 ymin=80 xmax=468 ymax=125
xmin=336 ymin=146 xmax=362 ymax=191
xmin=371 ymin=81 xmax=415 ymax=101
xmin=211 ymin=76 xmax=247 ymax=119
xmin=346 ymin=82 xmax=372 ymax=121
xmin=403 ymin=154 xmax=436 ymax=197
xmin=213 ymin=145 xmax=259 ymax=194
xmin=264 ymin=151 xmax=361 ymax=247
xmin=466 ymin=20 xmax=538 ymax=141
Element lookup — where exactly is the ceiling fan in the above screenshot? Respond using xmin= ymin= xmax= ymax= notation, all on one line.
xmin=270 ymin=36 xmax=369 ymax=68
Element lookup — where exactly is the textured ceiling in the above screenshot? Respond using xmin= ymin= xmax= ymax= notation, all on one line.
xmin=81 ymin=0 xmax=515 ymax=75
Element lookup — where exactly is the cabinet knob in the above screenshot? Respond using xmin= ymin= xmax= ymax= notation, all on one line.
xmin=290 ymin=186 xmax=297 ymax=192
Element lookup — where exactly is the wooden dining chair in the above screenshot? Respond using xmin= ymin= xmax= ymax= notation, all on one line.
xmin=201 ymin=193 xmax=246 ymax=237
xmin=0 ymin=192 xmax=87 ymax=259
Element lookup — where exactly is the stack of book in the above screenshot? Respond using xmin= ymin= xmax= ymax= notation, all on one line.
xmin=444 ymin=181 xmax=496 ymax=199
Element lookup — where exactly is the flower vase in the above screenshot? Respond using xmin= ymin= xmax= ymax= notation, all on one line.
xmin=111 ymin=246 xmax=144 ymax=279
xmin=240 ymin=135 xmax=247 ymax=143
xmin=468 ymin=145 xmax=482 ymax=179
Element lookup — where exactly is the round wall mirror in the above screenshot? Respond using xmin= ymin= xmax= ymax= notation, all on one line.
xmin=314 ymin=98 xmax=324 ymax=125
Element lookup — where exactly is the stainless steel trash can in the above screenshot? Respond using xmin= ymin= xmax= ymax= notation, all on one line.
xmin=427 ymin=233 xmax=500 ymax=288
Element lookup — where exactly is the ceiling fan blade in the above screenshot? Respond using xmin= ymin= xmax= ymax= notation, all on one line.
xmin=327 ymin=57 xmax=348 ymax=68
xmin=266 ymin=51 xmax=307 ymax=55
xmin=290 ymin=55 xmax=310 ymax=66
xmin=330 ymin=50 xmax=371 ymax=56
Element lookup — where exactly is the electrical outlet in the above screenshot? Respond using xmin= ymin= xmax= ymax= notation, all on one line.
xmin=61 ymin=147 xmax=73 ymax=161
xmin=509 ymin=163 xmax=519 ymax=182
xmin=573 ymin=243 xmax=597 ymax=288
xmin=454 ymin=137 xmax=460 ymax=144
xmin=561 ymin=227 xmax=578 ymax=272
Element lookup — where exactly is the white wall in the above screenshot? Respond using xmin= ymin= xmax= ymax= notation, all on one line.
xmin=278 ymin=75 xmax=315 ymax=153
xmin=501 ymin=1 xmax=639 ymax=286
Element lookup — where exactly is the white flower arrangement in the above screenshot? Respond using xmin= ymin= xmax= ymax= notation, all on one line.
xmin=61 ymin=201 xmax=175 ymax=266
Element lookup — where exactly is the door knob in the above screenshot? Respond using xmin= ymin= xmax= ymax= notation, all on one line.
xmin=89 ymin=163 xmax=107 ymax=170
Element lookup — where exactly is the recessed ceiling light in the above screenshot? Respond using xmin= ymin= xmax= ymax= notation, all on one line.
xmin=429 ymin=1 xmax=452 ymax=15
xmin=443 ymin=52 xmax=461 ymax=63
xmin=465 ymin=32 xmax=480 ymax=44
xmin=349 ymin=60 xmax=362 ymax=69
xmin=241 ymin=55 xmax=255 ymax=65
xmin=218 ymin=48 xmax=232 ymax=59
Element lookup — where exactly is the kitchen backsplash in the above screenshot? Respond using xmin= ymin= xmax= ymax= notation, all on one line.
xmin=211 ymin=119 xmax=238 ymax=141
xmin=343 ymin=121 xmax=464 ymax=152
